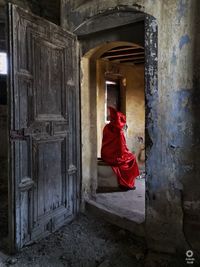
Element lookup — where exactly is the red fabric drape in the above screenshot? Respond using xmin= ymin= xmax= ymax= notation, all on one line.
xmin=101 ymin=107 xmax=139 ymax=189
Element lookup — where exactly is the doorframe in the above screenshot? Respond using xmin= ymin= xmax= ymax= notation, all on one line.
xmin=76 ymin=9 xmax=158 ymax=208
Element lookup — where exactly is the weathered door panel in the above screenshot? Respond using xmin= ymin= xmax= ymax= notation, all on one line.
xmin=8 ymin=4 xmax=80 ymax=251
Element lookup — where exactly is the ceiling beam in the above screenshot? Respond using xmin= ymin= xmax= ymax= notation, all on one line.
xmin=102 ymin=49 xmax=144 ymax=58
xmin=108 ymin=46 xmax=144 ymax=53
xmin=110 ymin=56 xmax=144 ymax=62
xmin=103 ymin=52 xmax=144 ymax=59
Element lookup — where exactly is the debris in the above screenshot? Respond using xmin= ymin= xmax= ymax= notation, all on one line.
xmin=6 ymin=258 xmax=17 ymax=265
xmin=98 ymin=259 xmax=110 ymax=267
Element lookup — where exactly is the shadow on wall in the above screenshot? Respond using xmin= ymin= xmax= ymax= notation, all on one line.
xmin=8 ymin=0 xmax=60 ymax=24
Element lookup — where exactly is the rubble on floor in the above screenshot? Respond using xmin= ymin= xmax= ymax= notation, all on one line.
xmin=1 ymin=213 xmax=146 ymax=267
xmin=0 ymin=213 xmax=192 ymax=267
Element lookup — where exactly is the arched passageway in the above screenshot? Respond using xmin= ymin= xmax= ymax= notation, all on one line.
xmin=81 ymin=39 xmax=145 ymax=226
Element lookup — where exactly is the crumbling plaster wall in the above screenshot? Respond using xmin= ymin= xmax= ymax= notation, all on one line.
xmin=61 ymin=0 xmax=200 ymax=254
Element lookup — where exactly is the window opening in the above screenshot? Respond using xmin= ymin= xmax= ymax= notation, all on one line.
xmin=0 ymin=52 xmax=7 ymax=75
xmin=105 ymin=80 xmax=120 ymax=122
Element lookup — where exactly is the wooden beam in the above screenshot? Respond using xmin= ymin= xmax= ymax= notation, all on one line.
xmin=109 ymin=46 xmax=144 ymax=53
xmin=103 ymin=52 xmax=144 ymax=59
xmin=102 ymin=49 xmax=144 ymax=58
xmin=111 ymin=56 xmax=144 ymax=62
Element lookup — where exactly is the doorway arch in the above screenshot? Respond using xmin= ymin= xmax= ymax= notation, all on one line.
xmin=78 ymin=10 xmax=158 ymax=211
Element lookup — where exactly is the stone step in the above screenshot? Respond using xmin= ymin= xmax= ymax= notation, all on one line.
xmin=97 ymin=163 xmax=118 ymax=188
xmin=85 ymin=199 xmax=145 ymax=238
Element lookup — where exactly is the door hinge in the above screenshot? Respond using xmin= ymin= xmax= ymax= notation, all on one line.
xmin=10 ymin=129 xmax=28 ymax=140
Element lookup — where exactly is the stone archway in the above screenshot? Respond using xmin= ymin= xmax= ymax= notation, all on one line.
xmin=80 ymin=40 xmax=147 ymax=196
xmin=77 ymin=6 xmax=159 ymax=238
xmin=77 ymin=12 xmax=157 ymax=188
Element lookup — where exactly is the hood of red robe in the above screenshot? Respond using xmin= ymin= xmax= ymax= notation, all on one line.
xmin=101 ymin=107 xmax=139 ymax=188
xmin=109 ymin=106 xmax=126 ymax=129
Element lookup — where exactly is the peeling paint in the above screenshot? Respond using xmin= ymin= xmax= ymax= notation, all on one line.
xmin=177 ymin=0 xmax=187 ymax=22
xmin=179 ymin=34 xmax=190 ymax=50
xmin=171 ymin=46 xmax=177 ymax=65
xmin=177 ymin=89 xmax=192 ymax=112
xmin=149 ymin=20 xmax=157 ymax=33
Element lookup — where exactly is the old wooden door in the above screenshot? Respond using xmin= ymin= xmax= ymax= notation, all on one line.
xmin=8 ymin=4 xmax=80 ymax=251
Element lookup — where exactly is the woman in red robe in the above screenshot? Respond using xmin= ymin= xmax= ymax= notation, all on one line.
xmin=101 ymin=107 xmax=139 ymax=190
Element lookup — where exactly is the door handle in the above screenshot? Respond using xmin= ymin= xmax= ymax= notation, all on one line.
xmin=19 ymin=177 xmax=34 ymax=191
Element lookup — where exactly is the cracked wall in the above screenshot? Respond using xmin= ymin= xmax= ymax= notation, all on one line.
xmin=61 ymin=0 xmax=200 ymax=255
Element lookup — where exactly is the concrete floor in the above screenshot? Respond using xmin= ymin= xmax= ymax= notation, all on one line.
xmin=86 ymin=178 xmax=145 ymax=238
xmin=96 ymin=178 xmax=145 ymax=224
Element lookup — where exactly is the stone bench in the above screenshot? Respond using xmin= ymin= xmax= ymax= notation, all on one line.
xmin=97 ymin=159 xmax=118 ymax=191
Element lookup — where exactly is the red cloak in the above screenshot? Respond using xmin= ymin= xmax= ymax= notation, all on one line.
xmin=101 ymin=107 xmax=139 ymax=189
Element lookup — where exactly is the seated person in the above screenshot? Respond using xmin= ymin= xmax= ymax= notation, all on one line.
xmin=101 ymin=107 xmax=139 ymax=190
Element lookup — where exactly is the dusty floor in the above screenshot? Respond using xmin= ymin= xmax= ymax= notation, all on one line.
xmin=0 ymin=213 xmax=192 ymax=267
xmin=1 ymin=213 xmax=146 ymax=267
xmin=96 ymin=178 xmax=145 ymax=223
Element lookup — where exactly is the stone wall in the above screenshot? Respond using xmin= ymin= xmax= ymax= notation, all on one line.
xmin=61 ymin=0 xmax=200 ymax=255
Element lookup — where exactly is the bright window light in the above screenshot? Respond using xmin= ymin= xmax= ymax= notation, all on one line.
xmin=0 ymin=52 xmax=7 ymax=74
xmin=106 ymin=80 xmax=117 ymax=85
